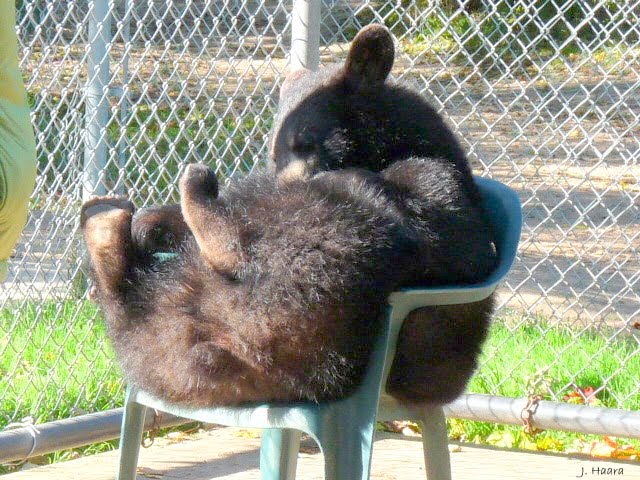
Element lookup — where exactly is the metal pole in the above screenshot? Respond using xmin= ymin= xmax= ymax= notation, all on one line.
xmin=0 ymin=408 xmax=187 ymax=465
xmin=443 ymin=394 xmax=640 ymax=439
xmin=290 ymin=0 xmax=321 ymax=71
xmin=380 ymin=393 xmax=640 ymax=439
xmin=82 ymin=0 xmax=112 ymax=201
xmin=3 ymin=394 xmax=640 ymax=464
xmin=114 ymin=0 xmax=131 ymax=196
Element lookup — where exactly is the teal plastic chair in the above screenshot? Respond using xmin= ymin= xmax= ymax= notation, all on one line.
xmin=116 ymin=176 xmax=522 ymax=480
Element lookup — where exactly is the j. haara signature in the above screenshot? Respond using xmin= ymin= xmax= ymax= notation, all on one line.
xmin=577 ymin=466 xmax=624 ymax=477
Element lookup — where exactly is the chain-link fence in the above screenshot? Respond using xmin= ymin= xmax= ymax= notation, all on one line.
xmin=1 ymin=0 xmax=639 ymax=443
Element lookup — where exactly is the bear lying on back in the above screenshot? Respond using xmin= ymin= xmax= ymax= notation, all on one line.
xmin=81 ymin=25 xmax=497 ymax=406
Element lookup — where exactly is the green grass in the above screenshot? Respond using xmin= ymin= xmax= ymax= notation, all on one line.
xmin=0 ymin=301 xmax=124 ymax=429
xmin=472 ymin=314 xmax=640 ymax=410
xmin=0 ymin=302 xmax=123 ymax=473
xmin=453 ymin=314 xmax=640 ymax=455
xmin=394 ymin=4 xmax=640 ymax=79
xmin=1 ymin=302 xmax=639 ymax=469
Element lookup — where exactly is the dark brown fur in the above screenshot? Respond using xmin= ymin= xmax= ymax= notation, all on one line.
xmin=82 ymin=25 xmax=497 ymax=406
xmin=83 ymin=165 xmax=423 ymax=405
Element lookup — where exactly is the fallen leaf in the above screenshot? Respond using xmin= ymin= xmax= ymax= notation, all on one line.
xmin=299 ymin=444 xmax=320 ymax=454
xmin=536 ymin=436 xmax=564 ymax=452
xmin=614 ymin=445 xmax=640 ymax=459
xmin=382 ymin=421 xmax=421 ymax=437
xmin=565 ymin=436 xmax=640 ymax=459
xmin=486 ymin=431 xmax=515 ymax=449
xmin=165 ymin=431 xmax=189 ymax=444
xmin=25 ymin=455 xmax=49 ymax=466
xmin=234 ymin=428 xmax=261 ymax=439
xmin=137 ymin=467 xmax=164 ymax=478
xmin=520 ymin=437 xmax=538 ymax=451
xmin=566 ymin=438 xmax=588 ymax=455
xmin=600 ymin=437 xmax=640 ymax=459
xmin=589 ymin=440 xmax=616 ymax=458
xmin=562 ymin=386 xmax=601 ymax=405
xmin=603 ymin=436 xmax=618 ymax=448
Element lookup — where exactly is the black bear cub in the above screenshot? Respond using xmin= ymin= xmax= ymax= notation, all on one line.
xmin=81 ymin=25 xmax=497 ymax=407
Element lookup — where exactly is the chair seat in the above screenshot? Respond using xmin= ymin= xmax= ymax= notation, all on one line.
xmin=116 ymin=176 xmax=522 ymax=480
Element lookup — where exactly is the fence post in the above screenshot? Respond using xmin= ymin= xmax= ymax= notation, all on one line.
xmin=82 ymin=0 xmax=112 ymax=201
xmin=290 ymin=0 xmax=321 ymax=71
xmin=114 ymin=0 xmax=131 ymax=196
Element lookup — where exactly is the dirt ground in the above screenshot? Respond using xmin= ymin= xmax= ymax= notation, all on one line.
xmin=5 ymin=425 xmax=640 ymax=480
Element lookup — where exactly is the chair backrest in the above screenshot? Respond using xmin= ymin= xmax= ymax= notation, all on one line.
xmin=375 ymin=176 xmax=523 ymax=397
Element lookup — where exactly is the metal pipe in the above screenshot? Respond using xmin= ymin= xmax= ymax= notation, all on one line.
xmin=443 ymin=394 xmax=640 ymax=439
xmin=114 ymin=0 xmax=131 ymax=196
xmin=0 ymin=408 xmax=186 ymax=465
xmin=82 ymin=0 xmax=113 ymax=201
xmin=290 ymin=0 xmax=321 ymax=71
xmin=2 ymin=394 xmax=640 ymax=464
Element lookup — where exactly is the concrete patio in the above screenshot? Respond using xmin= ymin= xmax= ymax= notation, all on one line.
xmin=4 ymin=426 xmax=637 ymax=479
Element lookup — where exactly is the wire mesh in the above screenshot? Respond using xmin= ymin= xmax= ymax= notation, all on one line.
xmin=1 ymin=0 xmax=638 ymax=432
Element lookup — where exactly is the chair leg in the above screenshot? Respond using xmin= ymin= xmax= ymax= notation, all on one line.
xmin=117 ymin=394 xmax=148 ymax=480
xmin=319 ymin=419 xmax=376 ymax=480
xmin=260 ymin=428 xmax=302 ymax=480
xmin=419 ymin=405 xmax=451 ymax=480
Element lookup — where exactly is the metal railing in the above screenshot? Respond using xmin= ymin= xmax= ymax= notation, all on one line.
xmin=1 ymin=0 xmax=638 ymax=460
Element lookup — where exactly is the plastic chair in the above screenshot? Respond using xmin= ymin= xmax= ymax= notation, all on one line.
xmin=116 ymin=176 xmax=522 ymax=480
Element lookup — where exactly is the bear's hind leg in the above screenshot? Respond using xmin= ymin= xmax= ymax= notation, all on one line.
xmin=179 ymin=164 xmax=243 ymax=275
xmin=132 ymin=203 xmax=191 ymax=253
xmin=387 ymin=298 xmax=493 ymax=405
xmin=81 ymin=197 xmax=135 ymax=295
xmin=192 ymin=341 xmax=250 ymax=377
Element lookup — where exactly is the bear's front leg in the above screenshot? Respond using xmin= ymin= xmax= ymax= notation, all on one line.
xmin=81 ymin=197 xmax=135 ymax=296
xmin=179 ymin=164 xmax=243 ymax=275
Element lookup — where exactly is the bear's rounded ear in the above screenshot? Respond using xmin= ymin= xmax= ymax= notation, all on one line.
xmin=343 ymin=24 xmax=394 ymax=92
xmin=279 ymin=68 xmax=311 ymax=100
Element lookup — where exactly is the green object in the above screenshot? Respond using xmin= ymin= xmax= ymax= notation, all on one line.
xmin=153 ymin=252 xmax=179 ymax=262
xmin=116 ymin=177 xmax=522 ymax=480
xmin=0 ymin=0 xmax=38 ymax=281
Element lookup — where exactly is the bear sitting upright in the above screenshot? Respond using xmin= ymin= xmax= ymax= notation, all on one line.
xmin=267 ymin=24 xmax=497 ymax=403
xmin=81 ymin=25 xmax=497 ymax=407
